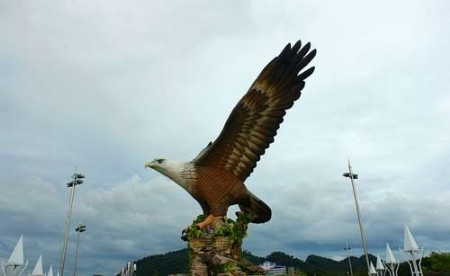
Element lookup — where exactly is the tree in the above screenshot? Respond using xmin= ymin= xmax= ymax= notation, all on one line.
xmin=427 ymin=251 xmax=450 ymax=273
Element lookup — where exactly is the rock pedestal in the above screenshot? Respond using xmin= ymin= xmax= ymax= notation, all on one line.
xmin=189 ymin=234 xmax=244 ymax=276
xmin=183 ymin=214 xmax=263 ymax=276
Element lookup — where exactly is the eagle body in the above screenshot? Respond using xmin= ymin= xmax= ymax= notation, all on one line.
xmin=146 ymin=40 xmax=316 ymax=227
xmin=147 ymin=159 xmax=271 ymax=223
xmin=193 ymin=165 xmax=271 ymax=223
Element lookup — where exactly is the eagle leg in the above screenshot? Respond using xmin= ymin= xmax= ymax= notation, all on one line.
xmin=195 ymin=215 xmax=223 ymax=229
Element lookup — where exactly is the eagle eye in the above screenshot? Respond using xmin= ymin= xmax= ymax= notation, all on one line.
xmin=156 ymin=158 xmax=164 ymax=164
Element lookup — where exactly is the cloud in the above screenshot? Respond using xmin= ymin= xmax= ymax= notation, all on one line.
xmin=1 ymin=0 xmax=450 ymax=274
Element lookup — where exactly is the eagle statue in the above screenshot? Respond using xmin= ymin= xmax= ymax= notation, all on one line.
xmin=145 ymin=40 xmax=316 ymax=229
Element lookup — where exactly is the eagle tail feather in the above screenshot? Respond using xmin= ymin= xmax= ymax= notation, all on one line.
xmin=243 ymin=191 xmax=272 ymax=224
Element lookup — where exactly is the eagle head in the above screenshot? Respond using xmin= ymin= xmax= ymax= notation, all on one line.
xmin=145 ymin=158 xmax=166 ymax=172
xmin=145 ymin=158 xmax=192 ymax=190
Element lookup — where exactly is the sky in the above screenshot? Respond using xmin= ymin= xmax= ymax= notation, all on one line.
xmin=1 ymin=0 xmax=450 ymax=275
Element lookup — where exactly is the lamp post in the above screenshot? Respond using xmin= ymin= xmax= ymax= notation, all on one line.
xmin=59 ymin=172 xmax=85 ymax=276
xmin=343 ymin=159 xmax=370 ymax=273
xmin=343 ymin=243 xmax=354 ymax=276
xmin=72 ymin=223 xmax=86 ymax=276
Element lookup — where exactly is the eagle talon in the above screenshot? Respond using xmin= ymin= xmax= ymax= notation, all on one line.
xmin=195 ymin=215 xmax=224 ymax=229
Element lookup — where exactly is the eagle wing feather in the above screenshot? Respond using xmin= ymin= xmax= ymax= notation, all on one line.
xmin=193 ymin=40 xmax=316 ymax=182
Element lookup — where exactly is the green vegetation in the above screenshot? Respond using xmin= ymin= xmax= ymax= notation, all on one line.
xmin=215 ymin=213 xmax=250 ymax=248
xmin=133 ymin=249 xmax=373 ymax=275
xmin=134 ymin=249 xmax=189 ymax=275
xmin=422 ymin=251 xmax=450 ymax=275
xmin=132 ymin=250 xmax=450 ymax=276
xmin=184 ymin=213 xmax=251 ymax=245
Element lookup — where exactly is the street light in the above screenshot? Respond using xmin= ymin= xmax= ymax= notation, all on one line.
xmin=59 ymin=172 xmax=85 ymax=276
xmin=72 ymin=223 xmax=86 ymax=276
xmin=343 ymin=159 xmax=370 ymax=274
xmin=343 ymin=243 xmax=353 ymax=276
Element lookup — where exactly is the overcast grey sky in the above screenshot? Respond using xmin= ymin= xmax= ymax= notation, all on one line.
xmin=1 ymin=0 xmax=450 ymax=275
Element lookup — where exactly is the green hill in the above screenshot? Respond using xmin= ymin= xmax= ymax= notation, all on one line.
xmin=133 ymin=249 xmax=375 ymax=275
xmin=131 ymin=249 xmax=450 ymax=275
xmin=134 ymin=249 xmax=189 ymax=275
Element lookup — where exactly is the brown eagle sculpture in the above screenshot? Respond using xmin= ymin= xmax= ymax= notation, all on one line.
xmin=145 ymin=40 xmax=316 ymax=228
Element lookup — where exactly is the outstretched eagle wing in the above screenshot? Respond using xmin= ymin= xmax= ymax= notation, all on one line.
xmin=193 ymin=40 xmax=316 ymax=182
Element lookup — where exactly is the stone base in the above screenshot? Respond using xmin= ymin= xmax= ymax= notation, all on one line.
xmin=184 ymin=214 xmax=263 ymax=275
xmin=189 ymin=233 xmax=245 ymax=276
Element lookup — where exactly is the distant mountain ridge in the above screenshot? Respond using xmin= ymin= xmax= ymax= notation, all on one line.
xmin=133 ymin=249 xmax=377 ymax=275
xmin=127 ymin=248 xmax=450 ymax=275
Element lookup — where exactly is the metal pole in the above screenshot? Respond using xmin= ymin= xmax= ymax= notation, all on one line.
xmin=344 ymin=243 xmax=353 ymax=276
xmin=345 ymin=159 xmax=370 ymax=273
xmin=72 ymin=229 xmax=80 ymax=276
xmin=408 ymin=250 xmax=423 ymax=276
xmin=411 ymin=253 xmax=419 ymax=276
xmin=59 ymin=171 xmax=85 ymax=276
xmin=72 ymin=224 xmax=85 ymax=276
xmin=60 ymin=175 xmax=77 ymax=276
